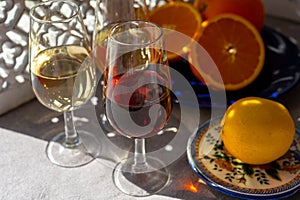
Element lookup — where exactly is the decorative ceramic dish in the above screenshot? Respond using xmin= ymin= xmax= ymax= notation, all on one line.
xmin=172 ymin=26 xmax=300 ymax=107
xmin=187 ymin=117 xmax=300 ymax=199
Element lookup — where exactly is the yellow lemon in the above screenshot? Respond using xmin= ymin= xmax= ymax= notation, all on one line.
xmin=221 ymin=97 xmax=295 ymax=165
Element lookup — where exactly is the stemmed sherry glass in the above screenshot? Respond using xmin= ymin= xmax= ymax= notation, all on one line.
xmin=29 ymin=0 xmax=100 ymax=167
xmin=93 ymin=0 xmax=148 ymax=72
xmin=93 ymin=0 xmax=148 ymax=132
xmin=104 ymin=20 xmax=172 ymax=196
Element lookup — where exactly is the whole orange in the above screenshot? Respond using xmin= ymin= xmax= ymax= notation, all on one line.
xmin=194 ymin=0 xmax=265 ymax=31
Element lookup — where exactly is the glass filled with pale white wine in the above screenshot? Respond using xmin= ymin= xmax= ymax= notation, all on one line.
xmin=29 ymin=0 xmax=100 ymax=168
xmin=104 ymin=20 xmax=172 ymax=196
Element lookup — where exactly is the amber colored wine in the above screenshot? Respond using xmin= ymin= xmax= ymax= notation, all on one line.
xmin=105 ymin=70 xmax=172 ymax=138
xmin=30 ymin=45 xmax=95 ymax=112
xmin=94 ymin=23 xmax=116 ymax=72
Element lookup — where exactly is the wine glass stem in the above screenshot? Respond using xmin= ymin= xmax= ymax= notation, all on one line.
xmin=133 ymin=138 xmax=148 ymax=173
xmin=63 ymin=111 xmax=80 ymax=148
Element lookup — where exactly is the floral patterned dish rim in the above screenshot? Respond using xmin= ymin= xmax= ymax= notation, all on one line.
xmin=187 ymin=116 xmax=300 ymax=199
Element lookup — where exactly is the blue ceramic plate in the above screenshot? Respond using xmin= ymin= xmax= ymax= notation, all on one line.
xmin=187 ymin=117 xmax=300 ymax=199
xmin=171 ymin=26 xmax=300 ymax=107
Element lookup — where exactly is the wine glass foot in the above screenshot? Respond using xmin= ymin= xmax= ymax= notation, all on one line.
xmin=46 ymin=131 xmax=101 ymax=168
xmin=113 ymin=156 xmax=170 ymax=197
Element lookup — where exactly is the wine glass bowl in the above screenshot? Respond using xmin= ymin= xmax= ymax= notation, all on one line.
xmin=29 ymin=0 xmax=100 ymax=168
xmin=104 ymin=20 xmax=172 ymax=196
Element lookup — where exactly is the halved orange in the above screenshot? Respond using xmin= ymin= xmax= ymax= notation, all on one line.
xmin=189 ymin=14 xmax=265 ymax=91
xmin=149 ymin=1 xmax=202 ymax=61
